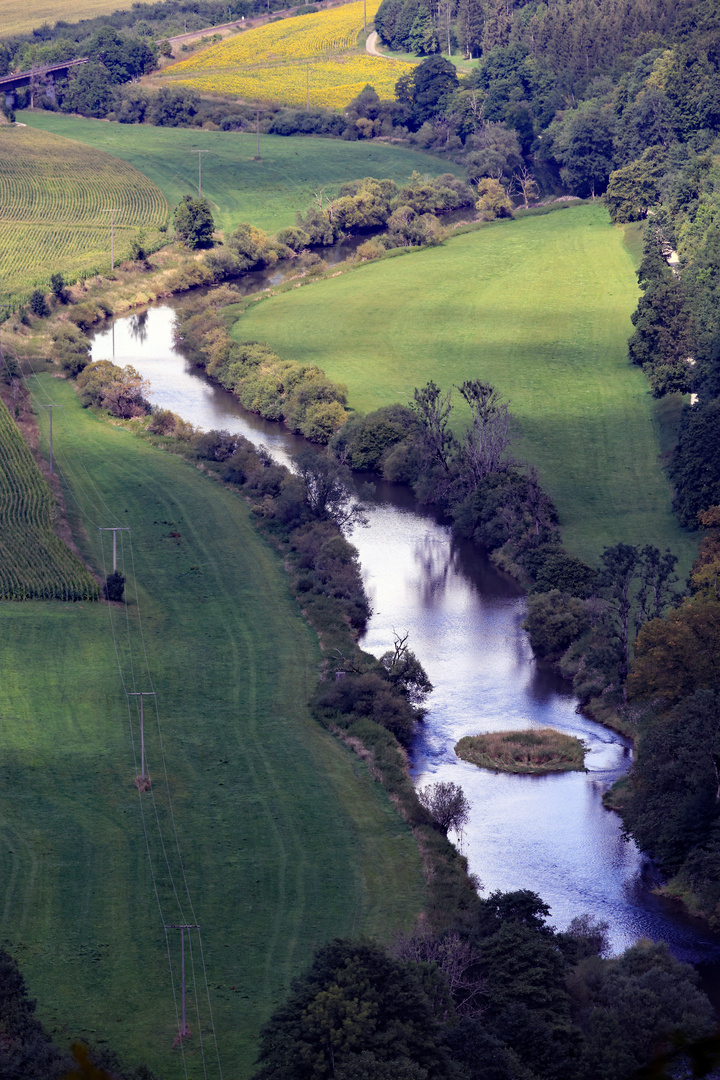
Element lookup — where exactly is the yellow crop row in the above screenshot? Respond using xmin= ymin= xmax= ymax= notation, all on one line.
xmin=169 ymin=53 xmax=410 ymax=108
xmin=164 ymin=0 xmax=381 ymax=70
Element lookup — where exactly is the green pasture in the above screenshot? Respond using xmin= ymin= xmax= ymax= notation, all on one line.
xmin=230 ymin=204 xmax=695 ymax=567
xmin=0 ymin=375 xmax=424 ymax=1078
xmin=18 ymin=112 xmax=459 ymax=236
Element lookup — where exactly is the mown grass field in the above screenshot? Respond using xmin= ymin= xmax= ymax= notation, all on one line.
xmin=0 ymin=374 xmax=425 ymax=1078
xmin=0 ymin=125 xmax=168 ymax=303
xmin=19 ymin=111 xmax=458 ymax=236
xmin=160 ymin=0 xmax=412 ymax=108
xmin=230 ymin=204 xmax=696 ymax=567
xmin=0 ymin=394 xmax=97 ymax=599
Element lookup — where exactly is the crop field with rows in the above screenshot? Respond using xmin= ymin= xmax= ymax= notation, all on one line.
xmin=0 ymin=397 xmax=98 ymax=601
xmin=0 ymin=126 xmax=168 ymax=303
xmin=161 ymin=0 xmax=414 ymax=108
xmin=0 ymin=0 xmax=125 ymax=37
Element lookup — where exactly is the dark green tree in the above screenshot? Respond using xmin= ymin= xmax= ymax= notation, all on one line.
xmin=408 ymin=6 xmax=438 ymax=55
xmin=457 ymin=0 xmax=484 ymax=58
xmin=0 ymin=949 xmax=69 ymax=1078
xmin=551 ymin=106 xmax=616 ymax=198
xmin=60 ymin=62 xmax=114 ymax=118
xmin=395 ymin=55 xmax=458 ymax=127
xmin=86 ymin=27 xmax=155 ymax=83
xmin=49 ymin=272 xmax=67 ymax=303
xmin=173 ymin=195 xmax=214 ymax=249
xmin=28 ymin=290 xmax=49 ymax=318
xmin=252 ymin=939 xmax=450 ymax=1080
xmin=149 ymin=87 xmax=200 ymax=127
xmin=597 ymin=543 xmax=643 ymax=689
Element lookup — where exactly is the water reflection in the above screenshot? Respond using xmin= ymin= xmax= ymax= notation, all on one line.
xmin=129 ymin=311 xmax=149 ymax=345
xmin=91 ymin=303 xmax=720 ymax=965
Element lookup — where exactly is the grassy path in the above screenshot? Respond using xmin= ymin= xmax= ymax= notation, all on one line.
xmin=231 ymin=204 xmax=695 ymax=567
xmin=19 ymin=112 xmax=459 ymax=236
xmin=0 ymin=375 xmax=424 ymax=1078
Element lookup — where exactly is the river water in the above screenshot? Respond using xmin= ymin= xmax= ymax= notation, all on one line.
xmin=92 ymin=302 xmax=720 ymax=972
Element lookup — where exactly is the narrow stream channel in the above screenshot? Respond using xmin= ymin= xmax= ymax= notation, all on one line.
xmin=92 ymin=302 xmax=720 ymax=975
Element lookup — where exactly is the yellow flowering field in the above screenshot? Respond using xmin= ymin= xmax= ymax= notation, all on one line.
xmin=161 ymin=0 xmax=416 ymax=108
xmin=169 ymin=55 xmax=410 ymax=108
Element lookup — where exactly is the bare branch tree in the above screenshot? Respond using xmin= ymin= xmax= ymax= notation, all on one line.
xmin=456 ymin=379 xmax=514 ymax=487
xmin=380 ymin=630 xmax=434 ymax=709
xmin=296 ymin=449 xmax=368 ymax=532
xmin=391 ymin=927 xmax=486 ymax=1019
xmin=418 ymin=780 xmax=471 ymax=835
xmin=411 ymin=381 xmax=456 ymax=473
xmin=513 ymin=165 xmax=540 ymax=209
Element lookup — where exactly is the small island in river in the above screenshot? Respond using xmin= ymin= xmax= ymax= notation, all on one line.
xmin=455 ymin=728 xmax=586 ymax=774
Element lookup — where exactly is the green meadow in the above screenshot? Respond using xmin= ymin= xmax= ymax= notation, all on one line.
xmin=0 ymin=375 xmax=424 ymax=1078
xmin=19 ymin=112 xmax=459 ymax=236
xmin=231 ymin=204 xmax=695 ymax=567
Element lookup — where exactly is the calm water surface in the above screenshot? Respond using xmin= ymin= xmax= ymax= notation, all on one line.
xmin=93 ymin=305 xmax=720 ymax=968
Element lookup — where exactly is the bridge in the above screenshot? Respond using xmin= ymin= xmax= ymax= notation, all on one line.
xmin=0 ymin=57 xmax=88 ymax=107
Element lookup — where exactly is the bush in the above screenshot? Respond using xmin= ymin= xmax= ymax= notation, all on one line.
xmin=521 ymin=545 xmax=597 ymax=597
xmin=523 ymin=590 xmax=589 ymax=660
xmin=68 ymin=302 xmax=104 ymax=331
xmin=331 ymin=404 xmax=418 ymax=471
xmin=77 ymin=360 xmax=150 ymax=418
xmin=104 ymin=571 xmax=125 ymax=601
xmin=53 ymin=325 xmax=91 ymax=376
xmin=276 ymin=226 xmax=310 ymax=252
xmin=147 ymin=407 xmax=178 ymax=435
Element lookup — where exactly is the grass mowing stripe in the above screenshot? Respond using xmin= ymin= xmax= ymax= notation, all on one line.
xmin=0 ymin=375 xmax=425 ymax=1077
xmin=18 ymin=111 xmax=461 ymax=236
xmin=230 ymin=204 xmax=696 ymax=570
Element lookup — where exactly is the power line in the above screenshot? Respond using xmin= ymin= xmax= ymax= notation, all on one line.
xmin=26 ymin=377 xmax=221 ymax=1074
xmin=193 ymin=150 xmax=210 ymax=198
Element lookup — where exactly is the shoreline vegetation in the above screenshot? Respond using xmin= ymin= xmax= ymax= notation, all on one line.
xmin=2 ymin=201 xmax=649 ymax=748
xmin=455 ymin=729 xmax=587 ymax=774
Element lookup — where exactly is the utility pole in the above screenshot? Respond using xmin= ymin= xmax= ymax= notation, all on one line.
xmin=37 ymin=403 xmax=60 ymax=475
xmin=127 ymin=690 xmax=155 ymax=790
xmin=166 ymin=924 xmax=200 ymax=1040
xmin=102 ymin=209 xmax=119 ymax=271
xmin=306 ymin=61 xmax=310 ymax=109
xmin=255 ymin=109 xmax=260 ymax=159
xmin=98 ymin=525 xmax=130 ymax=573
xmin=193 ymin=149 xmax=209 ymax=197
xmin=0 ymin=304 xmax=11 ymax=379
xmin=363 ymin=0 xmax=366 ymax=34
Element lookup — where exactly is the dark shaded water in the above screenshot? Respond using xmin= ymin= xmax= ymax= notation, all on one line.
xmin=92 ymin=304 xmax=720 ymax=969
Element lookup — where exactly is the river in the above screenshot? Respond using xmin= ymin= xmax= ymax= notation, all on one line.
xmin=92 ymin=301 xmax=720 ymax=975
